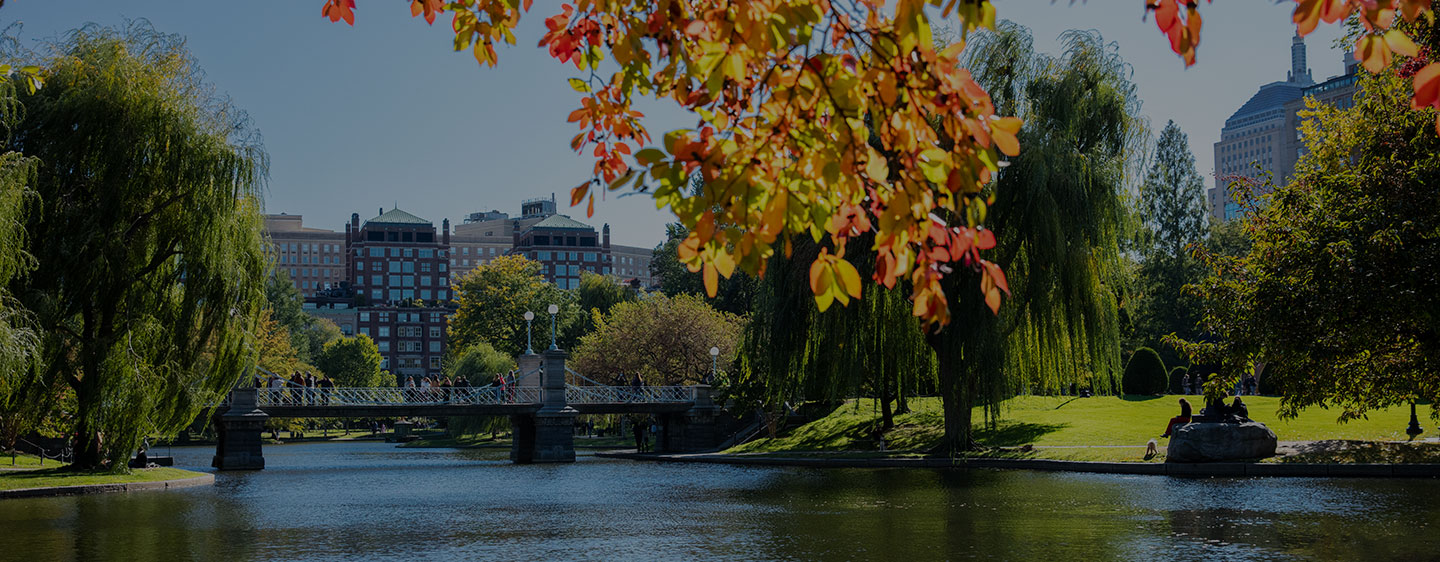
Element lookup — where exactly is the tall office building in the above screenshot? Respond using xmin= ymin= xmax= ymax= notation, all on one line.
xmin=1210 ymin=35 xmax=1359 ymax=221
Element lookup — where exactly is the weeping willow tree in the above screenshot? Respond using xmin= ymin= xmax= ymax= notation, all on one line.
xmin=5 ymin=23 xmax=269 ymax=470
xmin=739 ymin=231 xmax=936 ymax=430
xmin=0 ymin=68 xmax=40 ymax=452
xmin=925 ymin=25 xmax=1144 ymax=453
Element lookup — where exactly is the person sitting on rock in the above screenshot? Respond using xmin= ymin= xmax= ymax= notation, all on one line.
xmin=1162 ymin=398 xmax=1193 ymax=438
xmin=1229 ymin=397 xmax=1249 ymax=421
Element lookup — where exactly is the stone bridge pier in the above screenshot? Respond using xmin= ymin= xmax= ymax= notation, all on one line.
xmin=510 ymin=349 xmax=577 ymax=464
xmin=213 ymin=387 xmax=267 ymax=470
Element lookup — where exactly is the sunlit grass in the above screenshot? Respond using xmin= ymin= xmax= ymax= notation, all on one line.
xmin=729 ymin=395 xmax=1435 ymax=463
xmin=0 ymin=467 xmax=204 ymax=491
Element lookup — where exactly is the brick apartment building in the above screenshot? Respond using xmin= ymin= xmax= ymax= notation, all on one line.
xmin=344 ymin=208 xmax=454 ymax=381
xmin=264 ymin=214 xmax=346 ymax=298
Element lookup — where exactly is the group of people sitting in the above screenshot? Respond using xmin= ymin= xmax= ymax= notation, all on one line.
xmin=257 ymin=371 xmax=336 ymax=405
xmin=1160 ymin=395 xmax=1252 ymax=438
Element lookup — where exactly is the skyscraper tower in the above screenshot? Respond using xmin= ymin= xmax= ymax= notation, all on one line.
xmin=1288 ymin=33 xmax=1313 ymax=85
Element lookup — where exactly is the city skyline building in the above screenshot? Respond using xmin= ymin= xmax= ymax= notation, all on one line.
xmin=1210 ymin=34 xmax=1359 ymax=221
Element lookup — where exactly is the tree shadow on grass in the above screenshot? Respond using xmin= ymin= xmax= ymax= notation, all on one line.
xmin=975 ymin=420 xmax=1069 ymax=447
xmin=1120 ymin=394 xmax=1168 ymax=402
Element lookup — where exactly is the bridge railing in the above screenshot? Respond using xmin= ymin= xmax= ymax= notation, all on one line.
xmin=564 ymin=384 xmax=694 ymax=404
xmin=254 ymin=386 xmax=542 ymax=407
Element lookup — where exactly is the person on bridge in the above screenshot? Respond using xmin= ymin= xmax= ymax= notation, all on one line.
xmin=440 ymin=376 xmax=453 ymax=402
xmin=318 ymin=375 xmax=334 ymax=405
xmin=289 ymin=371 xmax=305 ymax=405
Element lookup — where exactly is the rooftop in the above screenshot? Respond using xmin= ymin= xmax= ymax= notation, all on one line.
xmin=1224 ymin=82 xmax=1305 ymax=128
xmin=366 ymin=208 xmax=431 ymax=226
xmin=528 ymin=214 xmax=594 ymax=231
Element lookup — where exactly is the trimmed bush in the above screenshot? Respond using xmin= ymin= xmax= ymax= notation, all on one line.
xmin=1168 ymin=366 xmax=1190 ymax=394
xmin=1123 ymin=347 xmax=1168 ymax=395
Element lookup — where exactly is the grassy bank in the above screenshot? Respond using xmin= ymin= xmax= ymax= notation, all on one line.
xmin=0 ymin=467 xmax=205 ymax=492
xmin=728 ymin=396 xmax=1440 ymax=463
xmin=2 ymin=452 xmax=65 ymax=470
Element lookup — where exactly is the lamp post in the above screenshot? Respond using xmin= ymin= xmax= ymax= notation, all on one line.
xmin=523 ymin=311 xmax=535 ymax=355
xmin=1407 ymin=401 xmax=1424 ymax=439
xmin=707 ymin=346 xmax=719 ymax=385
xmin=547 ymin=304 xmax=560 ymax=351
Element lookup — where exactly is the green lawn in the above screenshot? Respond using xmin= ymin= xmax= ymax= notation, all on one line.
xmin=729 ymin=396 xmax=1438 ymax=463
xmin=1 ymin=452 xmax=67 ymax=470
xmin=0 ymin=467 xmax=204 ymax=492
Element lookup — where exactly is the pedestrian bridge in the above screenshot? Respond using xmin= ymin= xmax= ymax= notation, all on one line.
xmin=211 ymin=349 xmax=721 ymax=470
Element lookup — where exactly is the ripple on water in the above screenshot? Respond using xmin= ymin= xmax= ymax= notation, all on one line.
xmin=1 ymin=441 xmax=1437 ymax=561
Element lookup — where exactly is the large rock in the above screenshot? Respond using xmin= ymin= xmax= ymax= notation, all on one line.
xmin=1166 ymin=421 xmax=1277 ymax=463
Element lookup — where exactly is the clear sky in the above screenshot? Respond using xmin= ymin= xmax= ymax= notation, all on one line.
xmin=0 ymin=1 xmax=1346 ymax=249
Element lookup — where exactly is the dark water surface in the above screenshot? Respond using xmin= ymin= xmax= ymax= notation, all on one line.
xmin=2 ymin=441 xmax=1438 ymax=561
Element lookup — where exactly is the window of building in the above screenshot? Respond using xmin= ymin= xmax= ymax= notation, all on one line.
xmin=580 ymin=237 xmax=596 ymax=247
xmin=463 ymin=247 xmax=470 ymax=255
xmin=378 ymin=340 xmax=390 ymax=352
xmin=429 ymin=341 xmax=441 ymax=353
xmin=402 ymin=262 xmax=415 ymax=273
xmin=538 ymin=251 xmax=551 ymax=261
xmin=420 ymin=289 xmax=432 ymax=300
xmin=378 ymin=326 xmax=390 ymax=337
xmin=535 ymin=235 xmax=550 ymax=245
xmin=371 ymin=289 xmax=382 ymax=300
xmin=438 ymin=289 xmax=448 ymax=300
xmin=403 ymin=248 xmax=414 ymax=257
xmin=389 ymin=289 xmax=401 ymax=301
xmin=421 ymin=276 xmax=432 ymax=286
xmin=429 ymin=357 xmax=442 ymax=370
xmin=371 ymin=275 xmax=383 ymax=286
xmin=439 ymin=263 xmax=447 ymax=272
xmin=369 ymin=247 xmax=383 ymax=257
xmin=360 ymin=312 xmax=370 ymax=321
xmin=359 ymin=327 xmax=370 ymax=336
xmin=463 ymin=259 xmax=470 ymax=266
xmin=421 ymin=263 xmax=431 ymax=272
xmin=429 ymin=326 xmax=441 ymax=338
xmin=419 ymin=249 xmax=433 ymax=258
xmin=584 ymin=252 xmax=596 ymax=262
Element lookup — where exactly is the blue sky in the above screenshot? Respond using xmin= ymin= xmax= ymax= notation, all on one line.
xmin=0 ymin=1 xmax=1345 ymax=248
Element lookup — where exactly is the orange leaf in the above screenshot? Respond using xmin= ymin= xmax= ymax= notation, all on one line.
xmin=587 ymin=193 xmax=595 ymax=218
xmin=703 ymin=262 xmax=719 ymax=297
xmin=1293 ymin=0 xmax=1324 ymax=36
xmin=570 ymin=182 xmax=589 ymax=207
xmin=1411 ymin=62 xmax=1440 ymax=109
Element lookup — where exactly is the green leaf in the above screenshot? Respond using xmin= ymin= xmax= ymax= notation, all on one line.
xmin=568 ymin=78 xmax=591 ymax=93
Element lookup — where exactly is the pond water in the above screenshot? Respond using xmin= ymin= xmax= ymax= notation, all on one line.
xmin=2 ymin=441 xmax=1438 ymax=561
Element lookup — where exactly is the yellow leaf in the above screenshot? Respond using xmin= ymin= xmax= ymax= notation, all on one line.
xmin=833 ymin=258 xmax=862 ymax=299
xmin=814 ymin=287 xmax=836 ymax=312
xmin=991 ymin=117 xmax=1022 ymax=156
xmin=1385 ymin=29 xmax=1420 ymax=58
xmin=713 ymin=249 xmax=736 ymax=278
xmin=808 ymin=259 xmax=831 ymax=295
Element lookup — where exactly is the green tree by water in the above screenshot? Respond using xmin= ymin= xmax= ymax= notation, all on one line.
xmin=449 ymin=255 xmax=581 ymax=356
xmin=446 ymin=341 xmax=515 ymax=384
xmin=921 ymin=25 xmax=1141 ymax=451
xmin=1176 ymin=64 xmax=1440 ymax=419
xmin=0 ymin=70 xmax=40 ymax=452
xmin=316 ymin=335 xmax=386 ymax=387
xmin=571 ymin=293 xmax=743 ymax=385
xmin=1134 ymin=121 xmax=1209 ymax=364
xmin=5 ymin=23 xmax=269 ymax=469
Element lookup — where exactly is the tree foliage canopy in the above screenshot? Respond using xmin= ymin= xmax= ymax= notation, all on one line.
xmin=446 ymin=340 xmax=515 ymax=384
xmin=571 ymin=293 xmax=743 ymax=386
xmin=317 ymin=334 xmax=387 ymax=387
xmin=449 ymin=254 xmax=582 ymax=356
xmin=1178 ymin=70 xmax=1440 ymax=420
xmin=5 ymin=23 xmax=269 ymax=469
xmin=1133 ymin=120 xmax=1208 ymax=360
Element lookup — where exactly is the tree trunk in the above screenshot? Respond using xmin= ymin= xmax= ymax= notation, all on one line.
xmin=931 ymin=335 xmax=974 ymax=456
xmin=879 ymin=369 xmax=894 ymax=431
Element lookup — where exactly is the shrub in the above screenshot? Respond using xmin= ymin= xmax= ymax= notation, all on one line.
xmin=1168 ymin=366 xmax=1190 ymax=394
xmin=1123 ymin=347 xmax=1168 ymax=395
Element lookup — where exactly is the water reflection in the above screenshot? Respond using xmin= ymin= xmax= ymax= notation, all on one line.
xmin=1 ymin=442 xmax=1437 ymax=561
